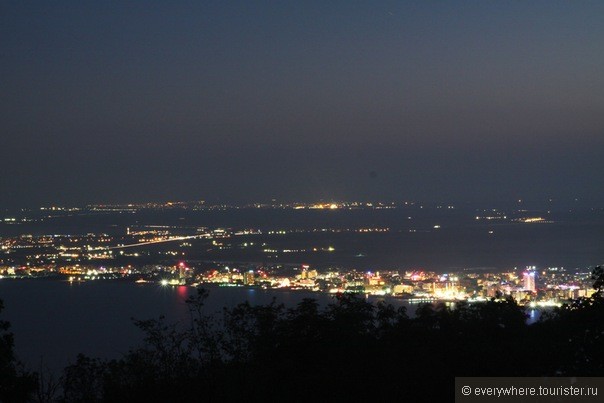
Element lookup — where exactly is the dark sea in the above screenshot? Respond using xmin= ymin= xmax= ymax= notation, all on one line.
xmin=0 ymin=280 xmax=405 ymax=374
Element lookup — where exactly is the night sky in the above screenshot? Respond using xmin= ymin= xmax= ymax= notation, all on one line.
xmin=1 ymin=1 xmax=603 ymax=208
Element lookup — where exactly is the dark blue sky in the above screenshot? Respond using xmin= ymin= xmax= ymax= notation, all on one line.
xmin=1 ymin=1 xmax=603 ymax=207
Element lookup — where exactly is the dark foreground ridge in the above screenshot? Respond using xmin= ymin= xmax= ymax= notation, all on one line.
xmin=2 ymin=266 xmax=604 ymax=402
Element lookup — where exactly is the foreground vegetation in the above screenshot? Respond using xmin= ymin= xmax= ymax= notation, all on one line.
xmin=1 ymin=266 xmax=604 ymax=402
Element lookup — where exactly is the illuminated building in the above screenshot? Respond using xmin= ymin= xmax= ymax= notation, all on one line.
xmin=178 ymin=262 xmax=187 ymax=285
xmin=523 ymin=269 xmax=536 ymax=292
xmin=393 ymin=284 xmax=414 ymax=295
xmin=244 ymin=270 xmax=255 ymax=285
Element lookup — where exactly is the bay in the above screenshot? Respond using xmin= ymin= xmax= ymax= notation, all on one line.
xmin=0 ymin=279 xmax=407 ymax=374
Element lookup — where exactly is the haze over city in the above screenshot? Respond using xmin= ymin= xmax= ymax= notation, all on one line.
xmin=2 ymin=1 xmax=603 ymax=208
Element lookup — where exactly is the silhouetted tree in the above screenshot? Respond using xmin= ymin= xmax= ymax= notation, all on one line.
xmin=61 ymin=354 xmax=106 ymax=403
xmin=591 ymin=265 xmax=604 ymax=298
xmin=53 ymin=276 xmax=604 ymax=402
xmin=0 ymin=299 xmax=37 ymax=402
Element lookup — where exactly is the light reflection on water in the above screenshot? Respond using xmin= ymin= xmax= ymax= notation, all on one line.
xmin=527 ymin=308 xmax=540 ymax=324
